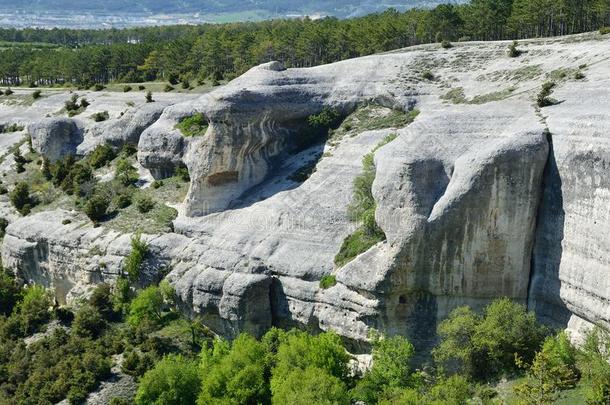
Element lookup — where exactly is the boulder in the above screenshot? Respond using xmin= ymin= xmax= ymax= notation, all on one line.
xmin=28 ymin=117 xmax=83 ymax=161
xmin=78 ymin=102 xmax=168 ymax=154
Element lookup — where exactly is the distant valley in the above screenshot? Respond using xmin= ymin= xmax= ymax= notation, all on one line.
xmin=0 ymin=0 xmax=464 ymax=28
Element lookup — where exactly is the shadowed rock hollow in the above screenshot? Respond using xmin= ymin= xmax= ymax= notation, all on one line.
xmin=3 ymin=32 xmax=610 ymax=351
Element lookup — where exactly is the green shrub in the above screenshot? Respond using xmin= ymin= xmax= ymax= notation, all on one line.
xmin=112 ymin=276 xmax=132 ymax=314
xmin=145 ymin=91 xmax=154 ymax=103
xmin=168 ymin=72 xmax=179 ymax=85
xmin=94 ymin=84 xmax=105 ymax=91
xmin=600 ymin=27 xmax=610 ymax=35
xmin=175 ymin=113 xmax=208 ymax=137
xmin=128 ymin=286 xmax=163 ymax=327
xmin=62 ymin=162 xmax=93 ymax=196
xmin=84 ymin=194 xmax=109 ymax=222
xmin=0 ymin=217 xmax=8 ymax=239
xmin=115 ymin=158 xmax=138 ymax=186
xmin=65 ymin=94 xmax=79 ymax=111
xmin=91 ymin=111 xmax=110 ymax=122
xmin=273 ymin=366 xmax=349 ymax=405
xmin=89 ymin=283 xmax=116 ymax=321
xmin=352 ymin=335 xmax=415 ymax=403
xmin=577 ymin=327 xmax=610 ymax=404
xmin=181 ymin=79 xmax=190 ymax=89
xmin=80 ymin=98 xmax=90 ymax=108
xmin=9 ymin=182 xmax=32 ymax=214
xmin=88 ymin=143 xmax=116 ymax=169
xmin=0 ymin=267 xmax=22 ymax=316
xmin=120 ymin=143 xmax=137 ymax=157
xmin=13 ymin=150 xmax=26 ymax=173
xmin=308 ymin=107 xmax=341 ymax=129
xmin=422 ymin=70 xmax=435 ymax=80
xmin=574 ymin=71 xmax=585 ymax=80
xmin=16 ymin=285 xmax=52 ymax=335
xmin=1 ymin=123 xmax=25 ymax=133
xmin=164 ymin=84 xmax=174 ymax=92
xmin=508 ymin=40 xmax=522 ymax=57
xmin=138 ymin=85 xmax=146 ymax=91
xmin=135 ymin=194 xmax=155 ymax=213
xmin=32 ymin=90 xmax=42 ymax=99
xmin=152 ymin=180 xmax=163 ymax=189
xmin=271 ymin=330 xmax=350 ymax=394
xmin=72 ymin=305 xmax=107 ymax=338
xmin=537 ymin=81 xmax=557 ymax=107
xmin=113 ymin=193 xmax=132 ymax=209
xmin=175 ymin=166 xmax=190 ymax=182
xmin=433 ymin=298 xmax=548 ymax=380
xmin=123 ymin=85 xmax=132 ymax=92
xmin=514 ymin=332 xmax=578 ymax=403
xmin=4 ymin=88 xmax=13 ymax=96
xmin=319 ymin=275 xmax=337 ymax=289
xmin=124 ymin=232 xmax=148 ymax=282
xmin=199 ymin=334 xmax=271 ymax=404
xmin=427 ymin=375 xmax=475 ymax=404
xmin=136 ymin=354 xmax=200 ymax=405
xmin=441 ymin=40 xmax=453 ymax=49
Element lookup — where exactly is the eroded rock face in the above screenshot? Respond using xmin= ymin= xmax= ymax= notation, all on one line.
xmin=77 ymin=102 xmax=168 ymax=154
xmin=137 ymin=103 xmax=193 ymax=178
xmin=529 ymin=67 xmax=610 ymax=337
xmin=333 ymin=103 xmax=548 ymax=348
xmin=141 ymin=59 xmax=415 ymax=215
xmin=28 ymin=118 xmax=83 ymax=161
xmin=4 ymin=34 xmax=610 ymax=348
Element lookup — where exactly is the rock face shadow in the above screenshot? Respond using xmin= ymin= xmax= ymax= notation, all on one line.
xmin=227 ymin=142 xmax=326 ymax=211
xmin=528 ymin=133 xmax=569 ymax=326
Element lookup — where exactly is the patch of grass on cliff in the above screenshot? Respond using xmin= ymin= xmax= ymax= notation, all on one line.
xmin=175 ymin=113 xmax=209 ymax=137
xmin=442 ymin=87 xmax=516 ymax=105
xmin=334 ymin=134 xmax=397 ymax=267
xmin=329 ymin=105 xmax=418 ymax=142
xmin=319 ymin=275 xmax=337 ymax=289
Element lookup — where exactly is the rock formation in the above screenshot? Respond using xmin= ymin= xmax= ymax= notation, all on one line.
xmin=28 ymin=117 xmax=83 ymax=161
xmin=4 ymin=32 xmax=610 ymax=350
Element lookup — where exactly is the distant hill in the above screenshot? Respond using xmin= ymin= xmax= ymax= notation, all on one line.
xmin=0 ymin=0 xmax=464 ymax=28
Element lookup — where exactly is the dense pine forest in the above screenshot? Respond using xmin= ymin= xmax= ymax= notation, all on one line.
xmin=0 ymin=0 xmax=609 ymax=86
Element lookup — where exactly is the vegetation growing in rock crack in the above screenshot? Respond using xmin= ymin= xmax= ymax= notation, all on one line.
xmin=319 ymin=274 xmax=337 ymax=289
xmin=537 ymin=81 xmax=557 ymax=107
xmin=175 ymin=112 xmax=209 ymax=137
xmin=295 ymin=107 xmax=343 ymax=152
xmin=508 ymin=40 xmax=522 ymax=57
xmin=335 ymin=133 xmax=400 ymax=267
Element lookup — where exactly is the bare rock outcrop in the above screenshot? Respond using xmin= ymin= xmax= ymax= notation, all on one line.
xmin=77 ymin=102 xmax=168 ymax=154
xmin=28 ymin=117 xmax=83 ymax=161
xmin=529 ymin=63 xmax=610 ymax=337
